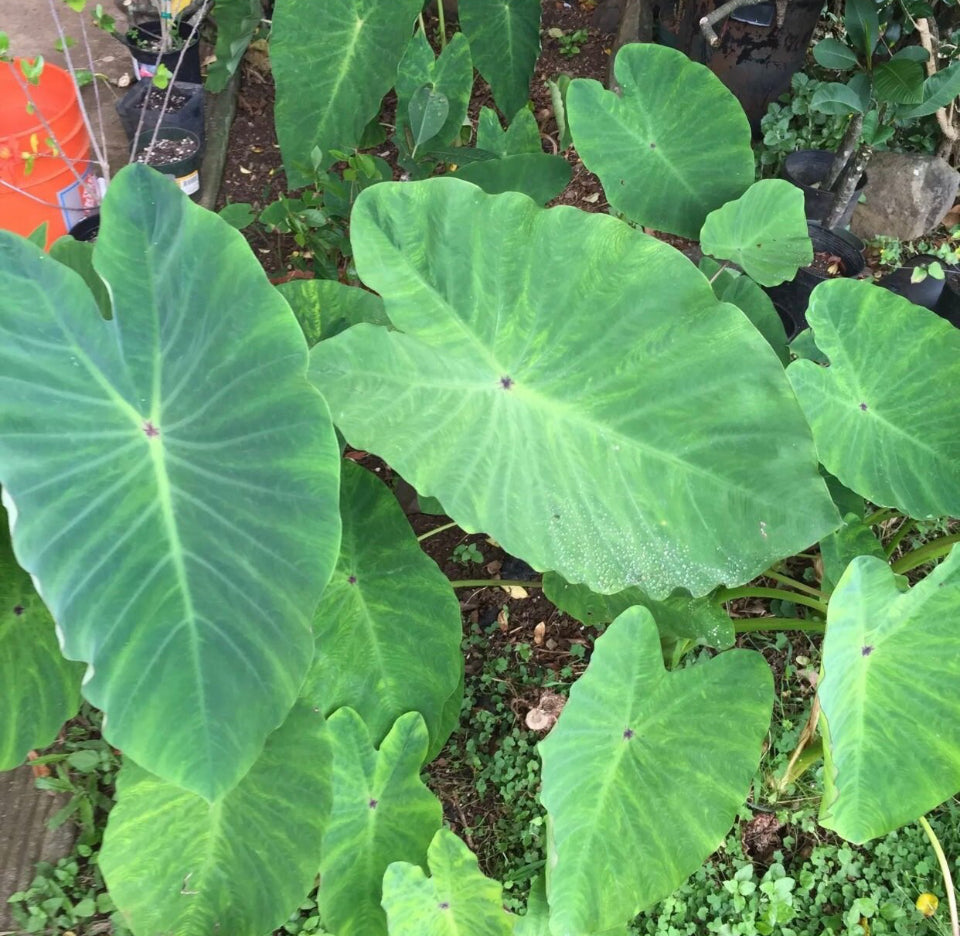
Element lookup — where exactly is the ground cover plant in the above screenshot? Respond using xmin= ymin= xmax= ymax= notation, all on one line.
xmin=1 ymin=30 xmax=959 ymax=936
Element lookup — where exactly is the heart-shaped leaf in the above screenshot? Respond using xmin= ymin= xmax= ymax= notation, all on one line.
xmin=788 ymin=279 xmax=960 ymax=518
xmin=0 ymin=164 xmax=341 ymax=798
xmin=477 ymin=105 xmax=542 ymax=156
xmin=278 ymin=278 xmax=391 ymax=348
xmin=458 ymin=0 xmax=541 ymax=119
xmin=409 ymin=85 xmax=451 ymax=154
xmin=818 ymin=552 xmax=960 ymax=842
xmin=567 ymin=44 xmax=754 ymax=238
xmin=453 ymin=152 xmax=572 ymax=204
xmin=303 ymin=460 xmax=462 ymax=756
xmin=381 ymin=828 xmax=514 ymax=936
xmin=311 ymin=178 xmax=839 ymax=598
xmin=0 ymin=501 xmax=83 ymax=770
xmin=272 ymin=0 xmax=422 ymax=183
xmin=700 ymin=180 xmax=813 ymax=287
xmin=319 ymin=709 xmax=442 ymax=936
xmin=539 ymin=607 xmax=772 ymax=932
xmin=100 ymin=701 xmax=331 ymax=936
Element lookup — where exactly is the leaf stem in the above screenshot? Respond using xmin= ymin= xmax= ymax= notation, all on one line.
xmin=890 ymin=534 xmax=959 ymax=574
xmin=417 ymin=520 xmax=459 ymax=542
xmin=733 ymin=617 xmax=825 ymax=634
xmin=436 ymin=0 xmax=447 ymax=49
xmin=918 ymin=814 xmax=960 ymax=936
xmin=717 ymin=586 xmax=828 ymax=614
xmin=449 ymin=579 xmax=543 ymax=589
xmin=864 ymin=507 xmax=899 ymax=527
xmin=883 ymin=519 xmax=915 ymax=558
xmin=763 ymin=568 xmax=826 ymax=599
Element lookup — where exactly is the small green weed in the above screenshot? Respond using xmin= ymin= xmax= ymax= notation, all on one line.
xmin=451 ymin=542 xmax=484 ymax=566
xmin=547 ymin=27 xmax=589 ymax=56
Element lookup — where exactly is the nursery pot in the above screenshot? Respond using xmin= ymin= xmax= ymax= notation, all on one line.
xmin=876 ymin=255 xmax=946 ymax=311
xmin=0 ymin=59 xmax=99 ymax=248
xmin=118 ymin=19 xmax=202 ymax=84
xmin=764 ymin=223 xmax=866 ymax=339
xmin=68 ymin=212 xmax=100 ymax=242
xmin=116 ymin=78 xmax=204 ymax=145
xmin=933 ymin=267 xmax=960 ymax=328
xmin=782 ymin=150 xmax=868 ymax=229
xmin=135 ymin=127 xmax=201 ymax=197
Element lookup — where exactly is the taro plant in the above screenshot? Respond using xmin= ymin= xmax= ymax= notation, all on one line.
xmin=1 ymin=42 xmax=960 ymax=936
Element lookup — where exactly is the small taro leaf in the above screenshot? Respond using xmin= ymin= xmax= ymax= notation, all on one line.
xmin=539 ymin=608 xmax=773 ymax=931
xmin=458 ymin=0 xmax=541 ymax=120
xmin=566 ymin=44 xmax=754 ymax=238
xmin=897 ymin=60 xmax=960 ymax=118
xmin=818 ymin=512 xmax=886 ymax=592
xmin=812 ymin=37 xmax=859 ymax=70
xmin=303 ymin=460 xmax=462 ymax=757
xmin=319 ymin=709 xmax=442 ymax=936
xmin=699 ymin=180 xmax=813 ymax=287
xmin=873 ymin=59 xmax=925 ymax=104
xmin=818 ymin=552 xmax=960 ymax=842
xmin=453 ymin=153 xmax=571 ymax=204
xmin=789 ymin=327 xmax=828 ymax=364
xmin=477 ymin=105 xmax=542 ymax=157
xmin=396 ymin=32 xmax=473 ymax=156
xmin=542 ymin=571 xmax=735 ymax=650
xmin=278 ymin=277 xmax=391 ymax=348
xmin=417 ymin=492 xmax=446 ymax=515
xmin=313 ymin=178 xmax=839 ymax=597
xmin=49 ymin=235 xmax=111 ymax=319
xmin=700 ymin=259 xmax=789 ymax=364
xmin=547 ymin=73 xmax=572 ymax=150
xmin=381 ymin=828 xmax=514 ymax=936
xmin=0 ymin=163 xmax=342 ymax=799
xmin=810 ymin=81 xmax=866 ymax=115
xmin=0 ymin=501 xmax=83 ymax=771
xmin=409 ymin=85 xmax=450 ymax=153
xmin=271 ymin=0 xmax=422 ymax=184
xmin=788 ymin=279 xmax=960 ymax=517
xmin=822 ymin=468 xmax=865 ymax=521
xmin=844 ymin=0 xmax=880 ymax=61
xmin=100 ymin=701 xmax=331 ymax=936
xmin=217 ymin=202 xmax=256 ymax=229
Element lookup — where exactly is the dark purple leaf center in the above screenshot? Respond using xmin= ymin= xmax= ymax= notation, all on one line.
xmin=368 ymin=798 xmax=378 ymax=809
xmin=143 ymin=421 xmax=160 ymax=437
xmin=348 ymin=575 xmax=357 ymax=585
xmin=500 ymin=376 xmax=514 ymax=390
xmin=13 ymin=605 xmax=24 ymax=615
xmin=623 ymin=728 xmax=634 ymax=739
xmin=861 ymin=645 xmax=874 ymax=656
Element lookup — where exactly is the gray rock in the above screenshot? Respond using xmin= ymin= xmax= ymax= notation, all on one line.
xmin=0 ymin=766 xmax=77 ymax=930
xmin=851 ymin=152 xmax=960 ymax=241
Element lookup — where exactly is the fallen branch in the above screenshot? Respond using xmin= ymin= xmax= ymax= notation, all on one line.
xmin=700 ymin=0 xmax=787 ymax=47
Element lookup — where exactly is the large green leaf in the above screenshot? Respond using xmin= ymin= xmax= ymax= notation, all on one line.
xmin=539 ymin=608 xmax=773 ymax=933
xmin=205 ymin=0 xmax=262 ymax=92
xmin=0 ymin=164 xmax=341 ymax=798
xmin=566 ymin=44 xmax=754 ymax=238
xmin=700 ymin=259 xmax=789 ymax=364
xmin=542 ymin=571 xmax=734 ymax=650
xmin=810 ymin=81 xmax=867 ymax=115
xmin=844 ymin=0 xmax=880 ymax=62
xmin=381 ymin=828 xmax=514 ymax=936
xmin=788 ymin=279 xmax=960 ymax=518
xmin=699 ymin=180 xmax=812 ymax=287
xmin=458 ymin=0 xmax=541 ymax=120
xmin=812 ymin=37 xmax=859 ymax=71
xmin=303 ymin=460 xmax=462 ymax=756
xmin=319 ymin=709 xmax=442 ymax=936
xmin=0 ymin=501 xmax=83 ymax=770
xmin=310 ymin=178 xmax=839 ymax=598
xmin=100 ymin=701 xmax=331 ymax=936
xmin=396 ymin=32 xmax=474 ymax=156
xmin=271 ymin=0 xmax=422 ymax=185
xmin=453 ymin=153 xmax=572 ymax=204
xmin=897 ymin=60 xmax=960 ymax=118
xmin=873 ymin=59 xmax=925 ymax=104
xmin=818 ymin=552 xmax=960 ymax=843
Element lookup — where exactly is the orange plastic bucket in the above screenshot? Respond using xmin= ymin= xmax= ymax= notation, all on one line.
xmin=0 ymin=60 xmax=100 ymax=248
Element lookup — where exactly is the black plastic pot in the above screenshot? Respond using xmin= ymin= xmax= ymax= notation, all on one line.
xmin=68 ymin=213 xmax=100 ymax=241
xmin=876 ymin=255 xmax=946 ymax=311
xmin=135 ymin=127 xmax=201 ymax=198
xmin=764 ymin=223 xmax=866 ymax=339
xmin=782 ymin=150 xmax=868 ymax=229
xmin=118 ymin=19 xmax=201 ymax=84
xmin=933 ymin=267 xmax=960 ymax=328
xmin=116 ymin=78 xmax=204 ymax=145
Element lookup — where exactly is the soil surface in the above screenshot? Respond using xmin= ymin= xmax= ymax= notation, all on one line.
xmin=139 ymin=86 xmax=191 ymax=112
xmin=135 ymin=134 xmax=198 ymax=166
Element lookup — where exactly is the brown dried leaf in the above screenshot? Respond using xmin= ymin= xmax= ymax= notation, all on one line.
xmin=533 ymin=621 xmax=546 ymax=646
